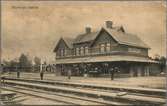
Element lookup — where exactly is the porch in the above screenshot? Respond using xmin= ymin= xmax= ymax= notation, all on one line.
xmin=56 ymin=61 xmax=159 ymax=77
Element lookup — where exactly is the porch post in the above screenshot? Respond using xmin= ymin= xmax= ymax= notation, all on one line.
xmin=147 ymin=66 xmax=150 ymax=76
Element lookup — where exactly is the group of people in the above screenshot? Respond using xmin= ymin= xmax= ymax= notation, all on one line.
xmin=66 ymin=66 xmax=119 ymax=80
xmin=15 ymin=64 xmax=119 ymax=81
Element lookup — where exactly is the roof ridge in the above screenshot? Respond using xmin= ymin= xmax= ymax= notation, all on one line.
xmin=103 ymin=27 xmax=150 ymax=49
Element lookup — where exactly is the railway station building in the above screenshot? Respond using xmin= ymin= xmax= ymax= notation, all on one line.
xmin=53 ymin=21 xmax=159 ymax=77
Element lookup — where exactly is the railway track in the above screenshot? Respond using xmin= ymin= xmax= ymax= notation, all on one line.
xmin=2 ymin=86 xmax=106 ymax=105
xmin=4 ymin=77 xmax=165 ymax=97
xmin=2 ymin=78 xmax=166 ymax=105
xmin=2 ymin=85 xmax=130 ymax=106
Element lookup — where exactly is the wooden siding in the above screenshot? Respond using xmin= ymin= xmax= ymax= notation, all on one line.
xmin=92 ymin=30 xmax=117 ymax=46
xmin=91 ymin=30 xmax=118 ymax=54
xmin=56 ymin=39 xmax=71 ymax=57
xmin=55 ymin=29 xmax=148 ymax=58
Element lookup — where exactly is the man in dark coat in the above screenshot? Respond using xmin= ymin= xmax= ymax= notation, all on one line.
xmin=16 ymin=66 xmax=20 ymax=78
xmin=110 ymin=67 xmax=119 ymax=80
xmin=40 ymin=64 xmax=45 ymax=80
xmin=109 ymin=67 xmax=114 ymax=80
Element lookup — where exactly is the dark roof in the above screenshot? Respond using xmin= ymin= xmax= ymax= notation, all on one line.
xmin=104 ymin=27 xmax=150 ymax=49
xmin=73 ymin=31 xmax=100 ymax=44
xmin=74 ymin=26 xmax=149 ymax=49
xmin=54 ymin=24 xmax=150 ymax=52
xmin=53 ymin=37 xmax=73 ymax=52
xmin=63 ymin=37 xmax=74 ymax=48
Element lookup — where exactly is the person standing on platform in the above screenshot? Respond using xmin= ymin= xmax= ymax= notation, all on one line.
xmin=40 ymin=63 xmax=44 ymax=80
xmin=110 ymin=67 xmax=119 ymax=80
xmin=109 ymin=67 xmax=114 ymax=80
xmin=16 ymin=66 xmax=20 ymax=78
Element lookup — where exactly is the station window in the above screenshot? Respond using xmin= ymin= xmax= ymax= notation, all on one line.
xmin=60 ymin=49 xmax=64 ymax=57
xmin=76 ymin=48 xmax=79 ymax=56
xmin=85 ymin=46 xmax=89 ymax=55
xmin=106 ymin=43 xmax=111 ymax=52
xmin=80 ymin=47 xmax=84 ymax=55
xmin=64 ymin=49 xmax=67 ymax=56
xmin=100 ymin=44 xmax=105 ymax=53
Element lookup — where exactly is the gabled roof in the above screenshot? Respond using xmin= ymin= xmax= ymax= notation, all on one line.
xmin=103 ymin=27 xmax=150 ymax=49
xmin=73 ymin=31 xmax=100 ymax=44
xmin=54 ymin=24 xmax=150 ymax=52
xmin=53 ymin=37 xmax=73 ymax=52
xmin=63 ymin=37 xmax=74 ymax=48
xmin=74 ymin=26 xmax=150 ymax=49
xmin=112 ymin=26 xmax=125 ymax=32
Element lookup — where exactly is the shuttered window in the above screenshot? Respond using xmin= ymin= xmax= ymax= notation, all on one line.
xmin=106 ymin=43 xmax=111 ymax=52
xmin=100 ymin=44 xmax=105 ymax=53
xmin=80 ymin=47 xmax=84 ymax=55
xmin=85 ymin=46 xmax=89 ymax=55
xmin=60 ymin=49 xmax=64 ymax=57
xmin=76 ymin=48 xmax=79 ymax=56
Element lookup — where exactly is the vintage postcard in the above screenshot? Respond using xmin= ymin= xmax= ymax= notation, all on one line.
xmin=0 ymin=0 xmax=166 ymax=105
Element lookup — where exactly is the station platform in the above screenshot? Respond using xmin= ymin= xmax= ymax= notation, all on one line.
xmin=3 ymin=72 xmax=166 ymax=89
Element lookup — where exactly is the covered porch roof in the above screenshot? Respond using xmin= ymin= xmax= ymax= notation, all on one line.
xmin=55 ymin=55 xmax=158 ymax=64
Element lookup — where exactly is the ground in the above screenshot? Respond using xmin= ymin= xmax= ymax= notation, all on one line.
xmin=3 ymin=72 xmax=166 ymax=89
xmin=0 ymin=90 xmax=65 ymax=105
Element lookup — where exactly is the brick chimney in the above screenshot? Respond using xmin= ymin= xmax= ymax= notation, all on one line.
xmin=85 ymin=27 xmax=91 ymax=34
xmin=106 ymin=21 xmax=113 ymax=28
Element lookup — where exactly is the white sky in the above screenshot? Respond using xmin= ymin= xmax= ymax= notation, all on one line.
xmin=1 ymin=1 xmax=166 ymax=63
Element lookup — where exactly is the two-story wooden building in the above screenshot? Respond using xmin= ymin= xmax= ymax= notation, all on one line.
xmin=54 ymin=21 xmax=158 ymax=77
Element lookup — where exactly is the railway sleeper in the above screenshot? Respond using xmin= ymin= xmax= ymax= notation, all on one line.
xmin=4 ymin=81 xmax=165 ymax=106
xmin=4 ymin=77 xmax=165 ymax=97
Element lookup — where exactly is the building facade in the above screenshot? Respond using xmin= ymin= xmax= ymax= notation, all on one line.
xmin=54 ymin=21 xmax=158 ymax=77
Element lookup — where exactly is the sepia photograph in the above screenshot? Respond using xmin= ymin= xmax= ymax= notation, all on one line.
xmin=0 ymin=0 xmax=166 ymax=105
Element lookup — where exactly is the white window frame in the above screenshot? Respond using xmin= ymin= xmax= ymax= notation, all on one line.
xmin=76 ymin=48 xmax=79 ymax=56
xmin=60 ymin=49 xmax=64 ymax=57
xmin=100 ymin=44 xmax=105 ymax=53
xmin=85 ymin=46 xmax=89 ymax=55
xmin=80 ymin=47 xmax=84 ymax=55
xmin=106 ymin=43 xmax=111 ymax=52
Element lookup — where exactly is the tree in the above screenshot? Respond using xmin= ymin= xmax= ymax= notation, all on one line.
xmin=154 ymin=54 xmax=160 ymax=61
xmin=2 ymin=59 xmax=19 ymax=72
xmin=19 ymin=53 xmax=32 ymax=72
xmin=10 ymin=60 xmax=19 ymax=71
xmin=34 ymin=57 xmax=41 ymax=65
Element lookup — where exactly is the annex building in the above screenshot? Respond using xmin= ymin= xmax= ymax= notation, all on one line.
xmin=53 ymin=21 xmax=158 ymax=77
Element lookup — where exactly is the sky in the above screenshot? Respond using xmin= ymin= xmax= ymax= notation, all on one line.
xmin=1 ymin=1 xmax=166 ymax=63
